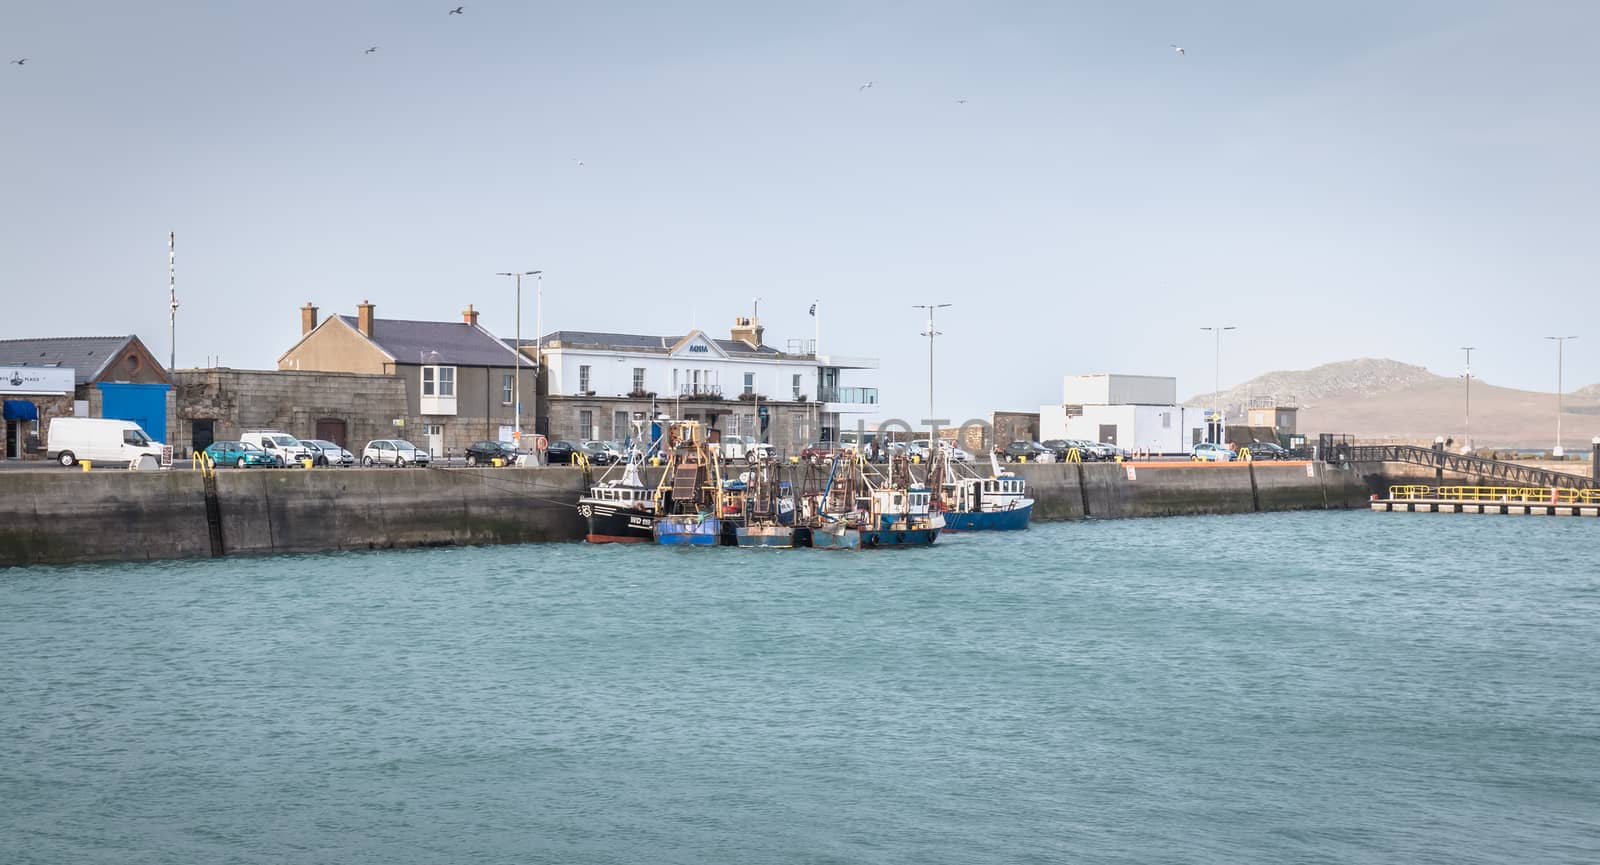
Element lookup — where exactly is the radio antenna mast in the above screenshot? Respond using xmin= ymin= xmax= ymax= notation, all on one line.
xmin=168 ymin=231 xmax=179 ymax=370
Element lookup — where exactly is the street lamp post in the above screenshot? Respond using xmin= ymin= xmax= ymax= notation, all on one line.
xmin=1545 ymin=335 xmax=1577 ymax=457
xmin=1200 ymin=326 xmax=1237 ymax=445
xmin=913 ymin=303 xmax=952 ymax=419
xmin=497 ymin=270 xmax=541 ymax=450
xmin=1460 ymin=346 xmax=1475 ymax=453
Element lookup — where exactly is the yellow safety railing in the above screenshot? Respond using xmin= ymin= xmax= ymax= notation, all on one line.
xmin=1388 ymin=484 xmax=1600 ymax=504
xmin=1065 ymin=448 xmax=1082 ymax=463
xmin=1238 ymin=447 xmax=1252 ymax=462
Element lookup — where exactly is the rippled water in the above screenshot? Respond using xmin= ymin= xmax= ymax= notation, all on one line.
xmin=3 ymin=511 xmax=1598 ymax=864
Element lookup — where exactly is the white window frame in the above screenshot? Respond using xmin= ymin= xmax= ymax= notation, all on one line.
xmin=502 ymin=374 xmax=514 ymax=405
xmin=743 ymin=372 xmax=755 ymax=395
xmin=421 ymin=365 xmax=458 ymax=415
xmin=579 ymin=365 xmax=592 ymax=393
xmin=632 ymin=367 xmax=646 ymax=393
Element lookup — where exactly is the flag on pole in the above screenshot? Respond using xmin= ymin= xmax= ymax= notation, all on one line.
xmin=808 ymin=302 xmax=816 ymax=316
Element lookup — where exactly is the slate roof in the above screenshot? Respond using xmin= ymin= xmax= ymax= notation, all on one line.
xmin=337 ymin=316 xmax=531 ymax=368
xmin=533 ymin=330 xmax=782 ymax=356
xmin=0 ymin=336 xmax=136 ymax=385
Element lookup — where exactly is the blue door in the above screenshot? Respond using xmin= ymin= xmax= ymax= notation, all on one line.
xmin=98 ymin=382 xmax=171 ymax=443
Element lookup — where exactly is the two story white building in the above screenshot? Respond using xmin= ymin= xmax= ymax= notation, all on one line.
xmin=531 ymin=315 xmax=878 ymax=453
xmin=1039 ymin=373 xmax=1207 ymax=453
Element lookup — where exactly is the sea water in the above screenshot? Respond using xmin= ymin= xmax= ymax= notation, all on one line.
xmin=2 ymin=511 xmax=1596 ymax=864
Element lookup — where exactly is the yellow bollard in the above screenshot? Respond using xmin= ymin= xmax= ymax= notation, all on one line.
xmin=491 ymin=457 xmax=504 ymax=467
xmin=1018 ymin=455 xmax=1027 ymax=463
xmin=81 ymin=460 xmax=92 ymax=472
xmin=301 ymin=456 xmax=314 ymax=469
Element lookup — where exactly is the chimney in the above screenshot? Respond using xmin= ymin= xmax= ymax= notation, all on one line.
xmin=300 ymin=302 xmax=319 ymax=335
xmin=730 ymin=315 xmax=765 ymax=349
xmin=462 ymin=303 xmax=479 ymax=326
xmin=357 ymin=300 xmax=375 ymax=338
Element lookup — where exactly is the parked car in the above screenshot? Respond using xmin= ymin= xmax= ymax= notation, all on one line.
xmin=47 ymin=417 xmax=168 ymax=468
xmin=241 ymin=430 xmax=314 ymax=467
xmin=544 ymin=440 xmax=579 ymax=464
xmin=1082 ymin=441 xmax=1119 ymax=461
xmin=1191 ymin=441 xmax=1236 ymax=462
xmin=362 ymin=439 xmax=432 ymax=467
xmin=302 ymin=439 xmax=354 ymax=467
xmin=998 ymin=440 xmax=1053 ymax=462
xmin=1247 ymin=440 xmax=1291 ymax=460
xmin=204 ymin=440 xmax=278 ymax=468
xmin=720 ymin=435 xmax=774 ymax=463
xmin=464 ymin=440 xmax=523 ymax=466
xmin=802 ymin=441 xmax=844 ymax=465
xmin=579 ymin=440 xmax=621 ymax=465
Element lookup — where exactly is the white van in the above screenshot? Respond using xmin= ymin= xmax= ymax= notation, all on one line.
xmin=240 ymin=430 xmax=313 ymax=466
xmin=48 ymin=418 xmax=170 ymax=468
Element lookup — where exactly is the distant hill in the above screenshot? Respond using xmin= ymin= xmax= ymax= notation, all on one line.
xmin=1188 ymin=358 xmax=1600 ymax=448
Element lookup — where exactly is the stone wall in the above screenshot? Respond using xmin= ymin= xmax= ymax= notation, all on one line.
xmin=173 ymin=368 xmax=409 ymax=452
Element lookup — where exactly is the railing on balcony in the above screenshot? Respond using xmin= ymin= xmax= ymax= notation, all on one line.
xmin=818 ymin=386 xmax=878 ymax=405
xmin=677 ymin=384 xmax=722 ymax=398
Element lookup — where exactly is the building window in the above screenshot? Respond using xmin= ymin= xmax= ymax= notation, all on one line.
xmin=1162 ymin=412 xmax=1172 ymax=429
xmin=792 ymin=373 xmax=802 ymax=400
xmin=421 ymin=365 xmax=456 ymax=397
xmin=502 ymin=374 xmax=514 ymax=405
xmin=673 ymin=369 xmax=680 ymax=393
xmin=579 ymin=410 xmax=593 ymax=440
xmin=613 ymin=410 xmax=629 ymax=438
xmin=632 ymin=367 xmax=646 ymax=393
xmin=727 ymin=414 xmax=740 ymax=436
xmin=743 ymin=372 xmax=755 ymax=395
xmin=579 ymin=365 xmax=592 ymax=393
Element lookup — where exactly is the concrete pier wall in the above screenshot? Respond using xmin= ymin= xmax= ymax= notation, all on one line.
xmin=1 ymin=460 xmax=1372 ymax=568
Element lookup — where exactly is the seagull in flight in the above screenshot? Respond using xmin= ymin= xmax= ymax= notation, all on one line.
xmin=9 ymin=58 xmax=26 ymax=65
xmin=449 ymin=5 xmax=464 ymax=14
xmin=858 ymin=80 xmax=874 ymax=92
xmin=573 ymin=158 xmax=585 ymax=167
xmin=365 ymin=46 xmax=379 ymax=54
xmin=1171 ymin=43 xmax=1185 ymax=55
xmin=955 ymin=97 xmax=967 ymax=104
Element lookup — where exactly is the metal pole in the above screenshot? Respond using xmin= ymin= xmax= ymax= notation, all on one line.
xmin=1461 ymin=346 xmax=1474 ymax=453
xmin=499 ymin=270 xmax=540 ymax=450
xmin=1200 ymin=326 xmax=1236 ymax=444
xmin=1546 ymin=335 xmax=1578 ymax=456
xmin=168 ymin=232 xmax=178 ymax=369
xmin=914 ymin=303 xmax=951 ymax=419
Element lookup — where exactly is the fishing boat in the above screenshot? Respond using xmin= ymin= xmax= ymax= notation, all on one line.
xmin=651 ymin=420 xmax=727 ymax=546
xmin=802 ymin=452 xmax=942 ymax=549
xmin=577 ymin=423 xmax=660 ymax=543
xmin=934 ymin=452 xmax=1034 ymax=532
xmin=733 ymin=458 xmax=797 ymax=548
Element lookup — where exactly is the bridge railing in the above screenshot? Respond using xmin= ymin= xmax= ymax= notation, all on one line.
xmin=1386 ymin=485 xmax=1600 ymax=503
xmin=1324 ymin=435 xmax=1593 ymax=490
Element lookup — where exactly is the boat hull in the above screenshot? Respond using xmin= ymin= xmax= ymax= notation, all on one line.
xmin=941 ymin=503 xmax=1032 ymax=532
xmin=860 ymin=526 xmax=941 ymax=548
xmin=654 ymin=515 xmax=722 ymax=546
xmin=579 ymin=501 xmax=656 ymax=544
xmin=809 ymin=527 xmax=861 ymax=550
xmin=735 ymin=525 xmax=795 ymax=548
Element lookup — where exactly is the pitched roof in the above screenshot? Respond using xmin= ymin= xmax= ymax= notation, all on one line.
xmin=534 ymin=330 xmax=782 ymax=356
xmin=337 ymin=316 xmax=530 ymax=368
xmin=0 ymin=336 xmax=136 ymax=385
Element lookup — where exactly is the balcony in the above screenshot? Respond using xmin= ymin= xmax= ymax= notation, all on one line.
xmin=818 ymin=386 xmax=877 ymax=405
xmin=676 ymin=384 xmax=723 ymax=399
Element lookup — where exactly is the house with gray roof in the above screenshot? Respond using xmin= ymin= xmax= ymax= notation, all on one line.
xmin=524 ymin=314 xmax=879 ymax=453
xmin=278 ymin=301 xmax=536 ymax=457
xmin=0 ymin=334 xmax=175 ymax=459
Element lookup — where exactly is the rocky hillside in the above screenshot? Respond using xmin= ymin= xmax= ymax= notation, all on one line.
xmin=1185 ymin=358 xmax=1442 ymax=410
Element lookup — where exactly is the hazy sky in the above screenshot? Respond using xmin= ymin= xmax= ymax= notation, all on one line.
xmin=4 ymin=1 xmax=1596 ymax=421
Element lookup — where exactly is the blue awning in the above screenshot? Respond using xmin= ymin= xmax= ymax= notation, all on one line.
xmin=3 ymin=400 xmax=39 ymax=421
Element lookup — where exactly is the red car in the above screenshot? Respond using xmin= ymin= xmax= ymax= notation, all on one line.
xmin=801 ymin=441 xmax=846 ymax=465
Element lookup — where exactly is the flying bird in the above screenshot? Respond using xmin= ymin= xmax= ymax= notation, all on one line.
xmin=365 ymin=46 xmax=379 ymax=54
xmin=449 ymin=6 xmax=464 ymax=14
xmin=573 ymin=159 xmax=585 ymax=167
xmin=955 ymin=97 xmax=967 ymax=104
xmin=9 ymin=58 xmax=26 ymax=65
xmin=1171 ymin=43 xmax=1185 ymax=55
xmin=858 ymin=80 xmax=874 ymax=92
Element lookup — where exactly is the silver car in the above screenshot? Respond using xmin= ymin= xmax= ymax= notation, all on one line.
xmin=362 ymin=439 xmax=432 ymax=468
xmin=304 ymin=439 xmax=355 ymax=467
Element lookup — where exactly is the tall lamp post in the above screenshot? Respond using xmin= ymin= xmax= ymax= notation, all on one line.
xmin=1200 ymin=326 xmax=1237 ymax=445
xmin=497 ymin=270 xmax=541 ymax=448
xmin=914 ymin=303 xmax=952 ymax=419
xmin=1545 ymin=335 xmax=1578 ymax=457
xmin=1460 ymin=346 xmax=1475 ymax=453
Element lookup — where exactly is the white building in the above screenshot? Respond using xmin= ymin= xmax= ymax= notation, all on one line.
xmin=532 ymin=315 xmax=878 ymax=450
xmin=1040 ymin=373 xmax=1207 ymax=453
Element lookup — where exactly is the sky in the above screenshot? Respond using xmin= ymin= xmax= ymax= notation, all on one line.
xmin=3 ymin=0 xmax=1597 ymax=422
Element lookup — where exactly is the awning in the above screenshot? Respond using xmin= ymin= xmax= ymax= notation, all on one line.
xmin=3 ymin=400 xmax=39 ymax=421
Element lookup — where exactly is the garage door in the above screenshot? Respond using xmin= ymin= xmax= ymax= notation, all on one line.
xmin=97 ymin=382 xmax=171 ymax=443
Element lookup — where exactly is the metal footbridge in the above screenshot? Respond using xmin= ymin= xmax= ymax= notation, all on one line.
xmin=1319 ymin=435 xmax=1595 ymax=491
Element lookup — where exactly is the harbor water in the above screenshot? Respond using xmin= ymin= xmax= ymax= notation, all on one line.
xmin=3 ymin=511 xmax=1597 ymax=864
